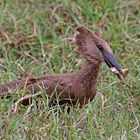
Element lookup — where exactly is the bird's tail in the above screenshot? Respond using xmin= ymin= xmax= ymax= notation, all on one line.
xmin=0 ymin=77 xmax=39 ymax=98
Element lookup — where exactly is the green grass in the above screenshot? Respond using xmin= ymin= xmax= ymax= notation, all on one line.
xmin=0 ymin=0 xmax=140 ymax=139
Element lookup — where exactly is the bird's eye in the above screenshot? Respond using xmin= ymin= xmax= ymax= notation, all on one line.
xmin=97 ymin=45 xmax=103 ymax=51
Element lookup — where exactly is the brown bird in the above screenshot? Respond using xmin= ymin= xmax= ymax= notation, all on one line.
xmin=0 ymin=26 xmax=124 ymax=107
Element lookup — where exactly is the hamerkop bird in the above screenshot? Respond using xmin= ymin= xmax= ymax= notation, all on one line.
xmin=0 ymin=26 xmax=124 ymax=107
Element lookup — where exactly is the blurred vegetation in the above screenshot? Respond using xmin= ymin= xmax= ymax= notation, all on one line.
xmin=0 ymin=0 xmax=140 ymax=139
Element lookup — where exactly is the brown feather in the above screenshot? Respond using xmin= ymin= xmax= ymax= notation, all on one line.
xmin=0 ymin=26 xmax=105 ymax=107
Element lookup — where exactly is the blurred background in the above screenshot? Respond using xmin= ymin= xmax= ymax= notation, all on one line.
xmin=0 ymin=0 xmax=140 ymax=139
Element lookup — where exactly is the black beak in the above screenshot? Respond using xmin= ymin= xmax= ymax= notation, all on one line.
xmin=103 ymin=52 xmax=125 ymax=78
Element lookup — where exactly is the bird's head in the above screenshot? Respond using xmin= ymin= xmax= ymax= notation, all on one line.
xmin=76 ymin=26 xmax=125 ymax=79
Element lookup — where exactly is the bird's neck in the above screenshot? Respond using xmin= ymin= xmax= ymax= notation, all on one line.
xmin=78 ymin=63 xmax=101 ymax=83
